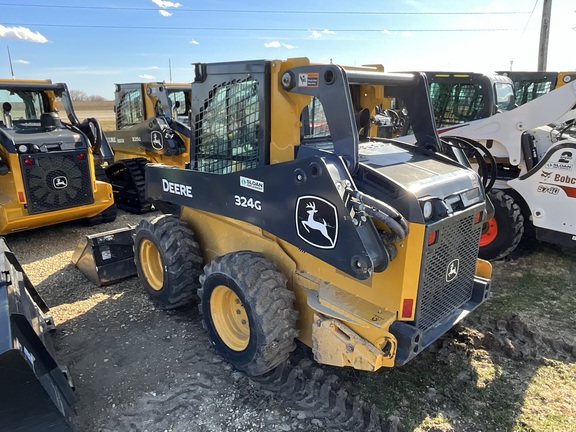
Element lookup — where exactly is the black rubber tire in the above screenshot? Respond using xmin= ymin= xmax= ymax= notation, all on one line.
xmin=84 ymin=165 xmax=118 ymax=226
xmin=479 ymin=190 xmax=524 ymax=260
xmin=134 ymin=214 xmax=203 ymax=309
xmin=199 ymin=251 xmax=298 ymax=376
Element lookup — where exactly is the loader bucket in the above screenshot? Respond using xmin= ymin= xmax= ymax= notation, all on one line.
xmin=71 ymin=226 xmax=137 ymax=286
xmin=0 ymin=237 xmax=76 ymax=431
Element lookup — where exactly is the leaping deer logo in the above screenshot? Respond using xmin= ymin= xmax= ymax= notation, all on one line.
xmin=301 ymin=202 xmax=335 ymax=247
xmin=296 ymin=196 xmax=338 ymax=249
xmin=446 ymin=259 xmax=459 ymax=282
xmin=151 ymin=131 xmax=163 ymax=150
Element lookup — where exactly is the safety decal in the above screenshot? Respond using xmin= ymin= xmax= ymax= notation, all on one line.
xmin=298 ymin=73 xmax=319 ymax=88
xmin=151 ymin=131 xmax=164 ymax=150
xmin=295 ymin=195 xmax=338 ymax=249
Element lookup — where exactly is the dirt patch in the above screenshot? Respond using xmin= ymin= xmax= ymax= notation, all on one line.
xmin=7 ymin=215 xmax=576 ymax=432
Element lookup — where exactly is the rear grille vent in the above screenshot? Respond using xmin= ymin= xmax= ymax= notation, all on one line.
xmin=415 ymin=213 xmax=481 ymax=331
xmin=20 ymin=151 xmax=94 ymax=214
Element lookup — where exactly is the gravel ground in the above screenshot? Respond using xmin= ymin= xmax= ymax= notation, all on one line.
xmin=6 ymin=211 xmax=384 ymax=432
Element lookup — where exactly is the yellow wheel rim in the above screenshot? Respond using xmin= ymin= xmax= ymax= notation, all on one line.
xmin=139 ymin=239 xmax=163 ymax=291
xmin=210 ymin=285 xmax=250 ymax=351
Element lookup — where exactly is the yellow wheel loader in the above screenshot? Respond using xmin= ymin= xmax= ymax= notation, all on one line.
xmin=132 ymin=58 xmax=492 ymax=376
xmin=0 ymin=79 xmax=116 ymax=235
xmin=103 ymin=82 xmax=191 ymax=213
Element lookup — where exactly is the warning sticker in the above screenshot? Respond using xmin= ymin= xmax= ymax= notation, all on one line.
xmin=298 ymin=73 xmax=319 ymax=87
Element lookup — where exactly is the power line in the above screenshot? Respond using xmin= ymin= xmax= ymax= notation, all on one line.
xmin=0 ymin=3 xmax=532 ymax=15
xmin=1 ymin=22 xmax=520 ymax=32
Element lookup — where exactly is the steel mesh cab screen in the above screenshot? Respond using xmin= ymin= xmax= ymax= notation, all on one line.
xmin=429 ymin=82 xmax=486 ymax=128
xmin=20 ymin=151 xmax=94 ymax=214
xmin=194 ymin=79 xmax=260 ymax=174
xmin=415 ymin=213 xmax=482 ymax=331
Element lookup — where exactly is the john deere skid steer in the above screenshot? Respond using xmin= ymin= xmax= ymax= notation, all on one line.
xmin=133 ymin=58 xmax=492 ymax=375
xmin=103 ymin=82 xmax=191 ymax=213
xmin=0 ymin=237 xmax=75 ymax=431
xmin=0 ymin=79 xmax=116 ymax=235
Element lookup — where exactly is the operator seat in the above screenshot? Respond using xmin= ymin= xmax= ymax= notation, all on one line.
xmin=40 ymin=112 xmax=62 ymax=131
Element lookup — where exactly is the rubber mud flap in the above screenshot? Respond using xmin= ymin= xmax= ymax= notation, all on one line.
xmin=0 ymin=236 xmax=76 ymax=431
xmin=71 ymin=225 xmax=137 ymax=286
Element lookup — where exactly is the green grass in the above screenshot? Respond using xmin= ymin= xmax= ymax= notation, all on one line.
xmin=345 ymin=241 xmax=576 ymax=432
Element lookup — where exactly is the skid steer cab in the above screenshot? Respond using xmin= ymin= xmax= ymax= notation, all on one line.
xmin=496 ymin=70 xmax=576 ymax=105
xmin=102 ymin=82 xmax=191 ymax=214
xmin=133 ymin=58 xmax=492 ymax=375
xmin=0 ymin=79 xmax=116 ymax=235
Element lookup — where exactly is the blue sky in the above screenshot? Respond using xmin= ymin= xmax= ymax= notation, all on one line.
xmin=1 ymin=0 xmax=575 ymax=99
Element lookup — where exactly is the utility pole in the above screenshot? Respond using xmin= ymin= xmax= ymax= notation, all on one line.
xmin=7 ymin=46 xmax=15 ymax=79
xmin=537 ymin=0 xmax=552 ymax=71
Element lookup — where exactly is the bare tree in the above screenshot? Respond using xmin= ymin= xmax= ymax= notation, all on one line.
xmin=70 ymin=90 xmax=88 ymax=101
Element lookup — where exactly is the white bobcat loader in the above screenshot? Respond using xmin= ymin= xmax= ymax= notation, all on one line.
xmin=403 ymin=80 xmax=576 ymax=259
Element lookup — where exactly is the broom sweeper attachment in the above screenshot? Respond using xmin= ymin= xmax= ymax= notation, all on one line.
xmin=0 ymin=237 xmax=76 ymax=431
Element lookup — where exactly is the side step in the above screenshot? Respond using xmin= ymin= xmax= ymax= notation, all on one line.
xmin=0 ymin=237 xmax=76 ymax=431
xmin=71 ymin=226 xmax=137 ymax=286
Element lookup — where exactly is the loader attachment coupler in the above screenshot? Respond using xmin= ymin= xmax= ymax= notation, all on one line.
xmin=0 ymin=237 xmax=76 ymax=431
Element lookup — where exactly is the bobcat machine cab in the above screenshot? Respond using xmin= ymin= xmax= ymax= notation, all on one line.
xmin=103 ymin=82 xmax=191 ymax=213
xmin=401 ymin=73 xmax=576 ymax=259
xmin=497 ymin=71 xmax=576 ymax=105
xmin=0 ymin=79 xmax=116 ymax=235
xmin=132 ymin=58 xmax=492 ymax=376
xmin=419 ymin=72 xmax=516 ymax=129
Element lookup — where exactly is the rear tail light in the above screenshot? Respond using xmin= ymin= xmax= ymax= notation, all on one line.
xmin=427 ymin=230 xmax=438 ymax=246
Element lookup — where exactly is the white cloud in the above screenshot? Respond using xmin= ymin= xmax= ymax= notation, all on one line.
xmin=309 ymin=29 xmax=336 ymax=39
xmin=159 ymin=10 xmax=172 ymax=17
xmin=14 ymin=59 xmax=30 ymax=64
xmin=139 ymin=74 xmax=156 ymax=80
xmin=189 ymin=39 xmax=199 ymax=45
xmin=381 ymin=29 xmax=392 ymax=35
xmin=264 ymin=41 xmax=297 ymax=49
xmin=0 ymin=25 xmax=48 ymax=43
xmin=152 ymin=0 xmax=182 ymax=8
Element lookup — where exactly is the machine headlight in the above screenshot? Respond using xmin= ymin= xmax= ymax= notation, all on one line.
xmin=423 ymin=201 xmax=433 ymax=220
xmin=18 ymin=144 xmax=28 ymax=153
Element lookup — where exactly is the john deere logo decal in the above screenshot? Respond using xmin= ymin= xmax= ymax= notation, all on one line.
xmin=151 ymin=131 xmax=163 ymax=150
xmin=446 ymin=259 xmax=459 ymax=282
xmin=296 ymin=196 xmax=338 ymax=249
xmin=53 ymin=176 xmax=68 ymax=189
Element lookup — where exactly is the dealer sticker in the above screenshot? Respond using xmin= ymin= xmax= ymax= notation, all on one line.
xmin=240 ymin=176 xmax=264 ymax=193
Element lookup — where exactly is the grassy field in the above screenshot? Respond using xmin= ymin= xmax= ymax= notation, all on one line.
xmin=73 ymin=100 xmax=116 ymax=131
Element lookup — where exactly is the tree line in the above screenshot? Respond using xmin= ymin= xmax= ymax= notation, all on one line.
xmin=69 ymin=90 xmax=107 ymax=102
